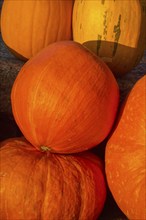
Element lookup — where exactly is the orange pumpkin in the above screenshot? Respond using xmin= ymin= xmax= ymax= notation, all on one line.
xmin=11 ymin=41 xmax=119 ymax=154
xmin=105 ymin=75 xmax=146 ymax=219
xmin=0 ymin=137 xmax=107 ymax=220
xmin=73 ymin=0 xmax=146 ymax=76
xmin=1 ymin=0 xmax=74 ymax=60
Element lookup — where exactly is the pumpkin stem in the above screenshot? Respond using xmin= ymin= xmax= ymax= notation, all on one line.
xmin=40 ymin=146 xmax=52 ymax=152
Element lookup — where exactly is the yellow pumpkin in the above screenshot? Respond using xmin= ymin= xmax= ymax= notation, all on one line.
xmin=1 ymin=0 xmax=74 ymax=60
xmin=73 ymin=0 xmax=146 ymax=76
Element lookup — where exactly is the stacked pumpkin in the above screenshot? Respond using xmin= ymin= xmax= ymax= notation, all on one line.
xmin=0 ymin=38 xmax=119 ymax=219
xmin=0 ymin=0 xmax=145 ymax=220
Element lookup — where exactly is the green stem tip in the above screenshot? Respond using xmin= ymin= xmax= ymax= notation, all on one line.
xmin=40 ymin=146 xmax=52 ymax=152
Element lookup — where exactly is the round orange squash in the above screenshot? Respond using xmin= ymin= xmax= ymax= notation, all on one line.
xmin=0 ymin=137 xmax=107 ymax=220
xmin=105 ymin=75 xmax=146 ymax=219
xmin=73 ymin=0 xmax=146 ymax=76
xmin=11 ymin=41 xmax=119 ymax=154
xmin=1 ymin=0 xmax=74 ymax=60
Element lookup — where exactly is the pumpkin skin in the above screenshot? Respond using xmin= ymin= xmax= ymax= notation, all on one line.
xmin=11 ymin=41 xmax=119 ymax=154
xmin=0 ymin=137 xmax=107 ymax=220
xmin=1 ymin=0 xmax=74 ymax=60
xmin=73 ymin=0 xmax=146 ymax=76
xmin=105 ymin=75 xmax=146 ymax=219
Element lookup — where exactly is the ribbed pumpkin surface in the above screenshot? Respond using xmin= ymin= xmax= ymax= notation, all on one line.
xmin=1 ymin=0 xmax=74 ymax=59
xmin=0 ymin=137 xmax=107 ymax=220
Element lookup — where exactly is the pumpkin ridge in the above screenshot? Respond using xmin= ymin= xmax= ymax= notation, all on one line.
xmin=44 ymin=2 xmax=51 ymax=46
xmin=70 ymin=159 xmax=85 ymax=220
xmin=59 ymin=155 xmax=85 ymax=219
xmin=39 ymin=155 xmax=51 ymax=219
xmin=53 ymin=155 xmax=82 ymax=219
xmin=68 ymin=156 xmax=96 ymax=219
xmin=22 ymin=155 xmax=45 ymax=219
xmin=56 ymin=1 xmax=61 ymax=42
xmin=31 ymin=1 xmax=38 ymax=56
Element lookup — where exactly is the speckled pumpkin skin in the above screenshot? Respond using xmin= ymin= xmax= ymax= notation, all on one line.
xmin=105 ymin=75 xmax=146 ymax=219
